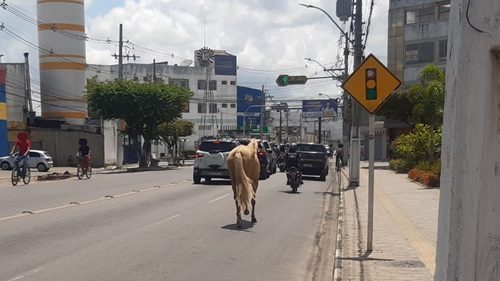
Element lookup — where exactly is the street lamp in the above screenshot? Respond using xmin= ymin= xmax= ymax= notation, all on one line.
xmin=301 ymin=2 xmax=351 ymax=172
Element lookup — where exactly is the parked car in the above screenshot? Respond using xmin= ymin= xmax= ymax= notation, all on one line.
xmin=0 ymin=150 xmax=54 ymax=172
xmin=193 ymin=140 xmax=238 ymax=184
xmin=296 ymin=143 xmax=329 ymax=181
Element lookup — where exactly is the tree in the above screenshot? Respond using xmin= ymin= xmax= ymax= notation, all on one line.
xmin=157 ymin=119 xmax=194 ymax=164
xmin=87 ymin=79 xmax=191 ymax=167
xmin=378 ymin=64 xmax=445 ymax=128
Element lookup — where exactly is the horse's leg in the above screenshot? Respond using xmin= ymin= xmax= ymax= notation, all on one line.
xmin=233 ymin=186 xmax=243 ymax=228
xmin=251 ymin=186 xmax=258 ymax=223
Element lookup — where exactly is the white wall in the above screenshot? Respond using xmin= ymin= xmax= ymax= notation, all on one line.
xmin=435 ymin=0 xmax=500 ymax=280
xmin=2 ymin=63 xmax=26 ymax=127
xmin=102 ymin=120 xmax=117 ymax=166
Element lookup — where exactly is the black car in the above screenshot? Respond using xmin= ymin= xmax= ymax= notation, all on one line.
xmin=296 ymin=143 xmax=329 ymax=181
xmin=261 ymin=140 xmax=277 ymax=174
xmin=257 ymin=141 xmax=272 ymax=179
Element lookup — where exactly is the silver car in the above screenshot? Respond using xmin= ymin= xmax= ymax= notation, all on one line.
xmin=193 ymin=140 xmax=238 ymax=184
xmin=0 ymin=150 xmax=54 ymax=172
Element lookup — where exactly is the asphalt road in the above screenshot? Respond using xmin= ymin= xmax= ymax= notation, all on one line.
xmin=0 ymin=164 xmax=340 ymax=281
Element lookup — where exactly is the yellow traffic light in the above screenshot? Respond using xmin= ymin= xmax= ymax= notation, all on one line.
xmin=365 ymin=68 xmax=377 ymax=100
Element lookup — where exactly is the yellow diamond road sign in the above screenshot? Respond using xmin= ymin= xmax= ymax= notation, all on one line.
xmin=342 ymin=54 xmax=401 ymax=114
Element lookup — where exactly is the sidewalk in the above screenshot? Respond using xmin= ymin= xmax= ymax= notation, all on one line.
xmin=338 ymin=162 xmax=439 ymax=281
xmin=0 ymin=160 xmax=194 ymax=184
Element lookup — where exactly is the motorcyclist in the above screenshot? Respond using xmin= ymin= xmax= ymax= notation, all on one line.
xmin=285 ymin=143 xmax=303 ymax=185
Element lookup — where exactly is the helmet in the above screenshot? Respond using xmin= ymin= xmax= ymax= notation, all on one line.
xmin=288 ymin=143 xmax=297 ymax=153
xmin=79 ymin=138 xmax=88 ymax=145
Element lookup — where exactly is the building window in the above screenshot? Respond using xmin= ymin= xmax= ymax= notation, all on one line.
xmin=230 ymin=81 xmax=236 ymax=85
xmin=438 ymin=39 xmax=448 ymax=60
xmin=405 ymin=42 xmax=435 ymax=65
xmin=222 ymin=103 xmax=228 ymax=108
xmin=419 ymin=7 xmax=435 ymax=22
xmin=405 ymin=7 xmax=435 ymax=24
xmin=169 ymin=78 xmax=189 ymax=89
xmin=197 ymin=80 xmax=206 ymax=90
xmin=198 ymin=103 xmax=207 ymax=113
xmin=230 ymin=103 xmax=236 ymax=108
xmin=198 ymin=80 xmax=217 ymax=90
xmin=438 ymin=3 xmax=450 ymax=20
xmin=209 ymin=80 xmax=217 ymax=90
xmin=405 ymin=10 xmax=418 ymax=24
xmin=209 ymin=103 xmax=217 ymax=113
xmin=221 ymin=80 xmax=227 ymax=85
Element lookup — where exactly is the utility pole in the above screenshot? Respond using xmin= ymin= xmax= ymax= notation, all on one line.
xmin=279 ymin=108 xmax=283 ymax=143
xmin=285 ymin=109 xmax=289 ymax=143
xmin=153 ymin=59 xmax=156 ymax=82
xmin=349 ymin=0 xmax=363 ymax=187
xmin=115 ymin=24 xmax=124 ymax=168
xmin=318 ymin=117 xmax=322 ymax=144
xmin=23 ymin=52 xmax=34 ymax=126
xmin=259 ymin=85 xmax=265 ymax=139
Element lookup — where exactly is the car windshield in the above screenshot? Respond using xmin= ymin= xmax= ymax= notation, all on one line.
xmin=199 ymin=141 xmax=236 ymax=153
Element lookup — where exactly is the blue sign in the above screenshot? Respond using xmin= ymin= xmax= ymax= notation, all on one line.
xmin=302 ymin=99 xmax=338 ymax=118
xmin=237 ymin=86 xmax=263 ymax=128
xmin=214 ymin=54 xmax=237 ymax=76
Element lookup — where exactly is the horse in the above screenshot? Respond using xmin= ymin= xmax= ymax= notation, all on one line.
xmin=227 ymin=139 xmax=260 ymax=228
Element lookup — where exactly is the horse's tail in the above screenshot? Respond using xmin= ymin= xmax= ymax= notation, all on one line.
xmin=233 ymin=151 xmax=255 ymax=215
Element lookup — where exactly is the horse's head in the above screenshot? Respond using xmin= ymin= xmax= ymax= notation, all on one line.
xmin=248 ymin=139 xmax=259 ymax=153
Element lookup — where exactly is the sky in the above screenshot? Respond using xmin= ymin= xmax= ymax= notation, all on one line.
xmin=0 ymin=0 xmax=389 ymax=107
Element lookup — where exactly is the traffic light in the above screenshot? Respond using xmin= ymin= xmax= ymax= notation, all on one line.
xmin=276 ymin=74 xmax=289 ymax=86
xmin=365 ymin=68 xmax=377 ymax=100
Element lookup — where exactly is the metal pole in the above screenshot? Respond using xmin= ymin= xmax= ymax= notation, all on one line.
xmin=260 ymin=85 xmax=265 ymax=139
xmin=153 ymin=59 xmax=156 ymax=82
xmin=367 ymin=114 xmax=375 ymax=251
xmin=343 ymin=35 xmax=350 ymax=166
xmin=116 ymin=24 xmax=124 ymax=168
xmin=318 ymin=117 xmax=322 ymax=144
xmin=279 ymin=108 xmax=283 ymax=143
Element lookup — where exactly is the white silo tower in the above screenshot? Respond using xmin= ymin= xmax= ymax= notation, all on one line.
xmin=37 ymin=0 xmax=87 ymax=125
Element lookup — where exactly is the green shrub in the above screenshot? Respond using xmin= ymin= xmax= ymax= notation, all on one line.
xmin=389 ymin=159 xmax=412 ymax=173
xmin=393 ymin=124 xmax=442 ymax=168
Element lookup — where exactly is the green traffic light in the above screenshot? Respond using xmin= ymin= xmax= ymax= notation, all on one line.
xmin=281 ymin=76 xmax=288 ymax=85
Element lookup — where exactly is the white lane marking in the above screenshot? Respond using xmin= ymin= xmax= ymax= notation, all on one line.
xmin=208 ymin=193 xmax=231 ymax=204
xmin=145 ymin=214 xmax=180 ymax=228
xmin=0 ymin=180 xmax=184 ymax=222
xmin=7 ymin=267 xmax=43 ymax=281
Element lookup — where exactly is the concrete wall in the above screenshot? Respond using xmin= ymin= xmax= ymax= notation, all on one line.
xmin=435 ymin=0 xmax=500 ymax=280
xmin=8 ymin=128 xmax=104 ymax=167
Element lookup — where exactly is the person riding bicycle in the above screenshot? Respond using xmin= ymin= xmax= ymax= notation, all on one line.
xmin=77 ymin=138 xmax=91 ymax=169
xmin=335 ymin=143 xmax=344 ymax=170
xmin=11 ymin=132 xmax=31 ymax=177
xmin=285 ymin=143 xmax=303 ymax=185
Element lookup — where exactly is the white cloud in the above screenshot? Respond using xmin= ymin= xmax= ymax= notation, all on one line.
xmin=1 ymin=0 xmax=390 ymax=102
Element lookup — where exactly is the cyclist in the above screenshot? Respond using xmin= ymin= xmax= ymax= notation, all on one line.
xmin=11 ymin=132 xmax=31 ymax=178
xmin=77 ymin=138 xmax=91 ymax=171
xmin=335 ymin=143 xmax=344 ymax=171
xmin=285 ymin=143 xmax=303 ymax=185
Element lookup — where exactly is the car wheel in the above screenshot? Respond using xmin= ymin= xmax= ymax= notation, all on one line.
xmin=1 ymin=161 xmax=11 ymax=170
xmin=193 ymin=173 xmax=201 ymax=184
xmin=37 ymin=163 xmax=47 ymax=172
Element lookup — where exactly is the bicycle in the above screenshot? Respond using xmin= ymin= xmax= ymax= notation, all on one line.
xmin=77 ymin=155 xmax=92 ymax=180
xmin=12 ymin=156 xmax=31 ymax=186
xmin=335 ymin=154 xmax=343 ymax=172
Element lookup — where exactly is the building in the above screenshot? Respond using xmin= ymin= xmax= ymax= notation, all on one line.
xmin=387 ymin=0 xmax=450 ymax=86
xmin=86 ymin=49 xmax=238 ymax=150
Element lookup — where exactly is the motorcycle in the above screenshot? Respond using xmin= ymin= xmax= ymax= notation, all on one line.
xmin=278 ymin=154 xmax=286 ymax=172
xmin=287 ymin=166 xmax=301 ymax=193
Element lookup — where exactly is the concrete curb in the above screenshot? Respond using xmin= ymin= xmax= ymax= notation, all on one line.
xmin=333 ymin=169 xmax=348 ymax=281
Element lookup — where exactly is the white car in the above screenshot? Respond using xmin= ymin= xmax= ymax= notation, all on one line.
xmin=193 ymin=140 xmax=238 ymax=184
xmin=0 ymin=150 xmax=54 ymax=172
